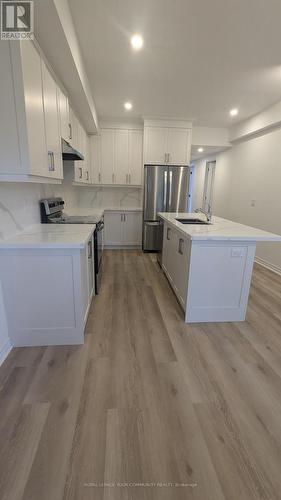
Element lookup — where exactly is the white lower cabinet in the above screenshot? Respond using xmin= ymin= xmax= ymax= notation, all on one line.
xmin=162 ymin=222 xmax=190 ymax=309
xmin=104 ymin=212 xmax=123 ymax=246
xmin=0 ymin=234 xmax=95 ymax=347
xmin=104 ymin=211 xmax=142 ymax=247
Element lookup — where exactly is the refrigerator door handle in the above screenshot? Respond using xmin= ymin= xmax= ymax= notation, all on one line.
xmin=163 ymin=171 xmax=168 ymax=211
xmin=168 ymin=171 xmax=173 ymax=209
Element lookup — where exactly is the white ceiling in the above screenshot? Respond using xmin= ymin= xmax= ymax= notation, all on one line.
xmin=69 ymin=0 xmax=281 ymax=127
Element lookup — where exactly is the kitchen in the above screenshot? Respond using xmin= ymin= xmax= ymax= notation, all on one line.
xmin=1 ymin=1 xmax=281 ymax=499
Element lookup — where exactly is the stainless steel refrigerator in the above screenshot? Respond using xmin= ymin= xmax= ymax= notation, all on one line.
xmin=142 ymin=164 xmax=190 ymax=252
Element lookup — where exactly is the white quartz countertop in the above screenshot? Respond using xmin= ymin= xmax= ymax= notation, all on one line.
xmin=158 ymin=213 xmax=281 ymax=242
xmin=0 ymin=224 xmax=96 ymax=249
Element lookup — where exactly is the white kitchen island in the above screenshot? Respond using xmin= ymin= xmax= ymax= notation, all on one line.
xmin=158 ymin=213 xmax=281 ymax=323
xmin=0 ymin=224 xmax=96 ymax=346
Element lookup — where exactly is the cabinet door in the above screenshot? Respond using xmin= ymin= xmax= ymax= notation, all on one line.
xmin=74 ymin=164 xmax=84 ymax=183
xmin=83 ymin=135 xmax=91 ymax=183
xmin=90 ymin=135 xmax=101 ymax=184
xmin=173 ymin=235 xmax=190 ymax=309
xmin=144 ymin=127 xmax=167 ymax=164
xmin=115 ymin=129 xmax=129 ymax=185
xmin=167 ymin=128 xmax=191 ymax=165
xmin=104 ymin=212 xmax=123 ymax=246
xmin=69 ymin=107 xmax=78 ymax=150
xmin=123 ymin=212 xmax=142 ymax=246
xmin=129 ymin=130 xmax=143 ymax=185
xmin=0 ymin=42 xmax=21 ymax=175
xmin=58 ymin=87 xmax=70 ymax=142
xmin=20 ymin=41 xmax=48 ymax=176
xmin=100 ymin=129 xmax=115 ymax=184
xmin=41 ymin=62 xmax=63 ymax=179
xmin=77 ymin=121 xmax=85 ymax=156
xmin=162 ymin=224 xmax=177 ymax=285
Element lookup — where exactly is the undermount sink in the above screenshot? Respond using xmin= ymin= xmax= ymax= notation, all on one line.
xmin=175 ymin=218 xmax=211 ymax=225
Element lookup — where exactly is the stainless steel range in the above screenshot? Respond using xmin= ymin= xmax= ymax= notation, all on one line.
xmin=40 ymin=198 xmax=104 ymax=294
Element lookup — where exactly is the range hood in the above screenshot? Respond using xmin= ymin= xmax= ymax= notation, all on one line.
xmin=62 ymin=139 xmax=84 ymax=161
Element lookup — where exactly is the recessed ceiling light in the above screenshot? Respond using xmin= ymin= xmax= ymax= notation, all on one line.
xmin=230 ymin=108 xmax=238 ymax=116
xmin=131 ymin=34 xmax=143 ymax=50
xmin=198 ymin=147 xmax=204 ymax=153
xmin=124 ymin=102 xmax=133 ymax=110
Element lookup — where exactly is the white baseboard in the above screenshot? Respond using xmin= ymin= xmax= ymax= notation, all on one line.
xmin=0 ymin=338 xmax=12 ymax=367
xmin=255 ymin=256 xmax=281 ymax=276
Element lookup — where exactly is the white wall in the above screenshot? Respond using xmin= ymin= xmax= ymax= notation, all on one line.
xmin=193 ymin=126 xmax=281 ymax=271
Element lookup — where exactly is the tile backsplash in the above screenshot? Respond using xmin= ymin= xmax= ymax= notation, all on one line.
xmin=0 ymin=171 xmax=142 ymax=239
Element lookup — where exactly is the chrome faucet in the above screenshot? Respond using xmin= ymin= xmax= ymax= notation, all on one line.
xmin=195 ymin=204 xmax=212 ymax=222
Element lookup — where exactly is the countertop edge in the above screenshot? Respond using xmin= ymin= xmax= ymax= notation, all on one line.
xmin=158 ymin=213 xmax=281 ymax=242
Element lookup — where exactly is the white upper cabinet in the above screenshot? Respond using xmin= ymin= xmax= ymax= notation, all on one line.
xmin=19 ymin=41 xmax=48 ymax=177
xmin=41 ymin=62 xmax=63 ymax=179
xmin=128 ymin=130 xmax=143 ymax=186
xmin=73 ymin=121 xmax=91 ymax=184
xmin=96 ymin=128 xmax=143 ymax=186
xmin=83 ymin=134 xmax=91 ymax=183
xmin=90 ymin=135 xmax=101 ymax=184
xmin=144 ymin=127 xmax=167 ymax=164
xmin=69 ymin=107 xmax=79 ymax=150
xmin=0 ymin=40 xmax=58 ymax=181
xmin=58 ymin=87 xmax=70 ymax=142
xmin=100 ymin=129 xmax=115 ymax=184
xmin=115 ymin=129 xmax=129 ymax=185
xmin=0 ymin=42 xmax=22 ymax=177
xmin=166 ymin=128 xmax=191 ymax=165
xmin=144 ymin=124 xmax=191 ymax=165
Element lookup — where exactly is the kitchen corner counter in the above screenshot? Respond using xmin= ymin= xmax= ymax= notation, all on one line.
xmin=158 ymin=213 xmax=281 ymax=242
xmin=0 ymin=223 xmax=96 ymax=249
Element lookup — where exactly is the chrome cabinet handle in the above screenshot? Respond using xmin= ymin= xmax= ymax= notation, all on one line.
xmin=86 ymin=171 xmax=89 ymax=181
xmin=168 ymin=171 xmax=172 ymax=208
xmin=79 ymin=167 xmax=82 ymax=179
xmin=163 ymin=171 xmax=167 ymax=210
xmin=164 ymin=153 xmax=167 ymax=163
xmin=126 ymin=174 xmax=128 ymax=184
xmin=98 ymin=172 xmax=101 ymax=182
xmin=48 ymin=151 xmax=55 ymax=172
xmin=69 ymin=123 xmax=72 ymax=140
xmin=129 ymin=173 xmax=131 ymax=184
xmin=112 ymin=173 xmax=115 ymax=183
xmin=166 ymin=227 xmax=170 ymax=240
xmin=88 ymin=240 xmax=92 ymax=259
xmin=121 ymin=213 xmax=123 ymax=222
xmin=124 ymin=213 xmax=126 ymax=222
xmin=178 ymin=238 xmax=184 ymax=255
xmin=168 ymin=153 xmax=170 ymax=163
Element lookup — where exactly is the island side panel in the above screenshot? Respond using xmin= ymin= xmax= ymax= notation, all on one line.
xmin=185 ymin=240 xmax=256 ymax=323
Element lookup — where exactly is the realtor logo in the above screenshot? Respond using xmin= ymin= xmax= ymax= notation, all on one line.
xmin=1 ymin=1 xmax=34 ymax=40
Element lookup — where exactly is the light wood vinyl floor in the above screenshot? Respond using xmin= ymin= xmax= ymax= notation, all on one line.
xmin=1 ymin=250 xmax=281 ymax=499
